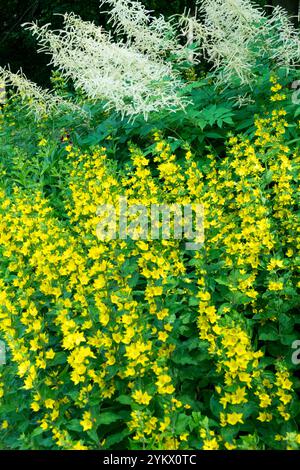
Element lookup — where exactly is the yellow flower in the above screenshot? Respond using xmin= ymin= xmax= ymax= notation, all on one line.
xmin=62 ymin=331 xmax=86 ymax=350
xmin=1 ymin=420 xmax=8 ymax=430
xmin=257 ymin=392 xmax=272 ymax=408
xmin=158 ymin=331 xmax=168 ymax=342
xmin=45 ymin=399 xmax=55 ymax=409
xmin=238 ymin=372 xmax=252 ymax=386
xmin=271 ymin=84 xmax=282 ymax=92
xmin=198 ymin=291 xmax=211 ymax=301
xmin=267 ymin=259 xmax=284 ymax=270
xmin=132 ymin=390 xmax=152 ymax=405
xmin=156 ymin=374 xmax=175 ymax=395
xmin=46 ymin=349 xmax=55 ymax=359
xmin=72 ymin=441 xmax=88 ymax=450
xmin=225 ymin=442 xmax=236 ymax=450
xmin=156 ymin=309 xmax=169 ymax=320
xmin=18 ymin=360 xmax=30 ymax=377
xmin=226 ymin=413 xmax=244 ymax=426
xmin=152 ymin=286 xmax=163 ymax=296
xmin=40 ymin=420 xmax=48 ymax=430
xmin=51 ymin=409 xmax=59 ymax=421
xmin=94 ymin=275 xmax=106 ymax=289
xmin=31 ymin=402 xmax=40 ymax=412
xmin=202 ymin=438 xmax=219 ymax=450
xmin=159 ymin=416 xmax=171 ymax=432
xmin=268 ymin=281 xmax=284 ymax=291
xmin=230 ymin=387 xmax=247 ymax=405
xmin=80 ymin=411 xmax=93 ymax=431
xmin=136 ymin=241 xmax=149 ymax=251
xmin=257 ymin=412 xmax=273 ymax=422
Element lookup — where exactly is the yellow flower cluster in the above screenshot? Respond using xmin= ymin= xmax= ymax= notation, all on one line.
xmin=0 ymin=85 xmax=299 ymax=450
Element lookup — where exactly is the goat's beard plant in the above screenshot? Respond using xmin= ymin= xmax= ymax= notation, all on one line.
xmin=1 ymin=0 xmax=300 ymax=119
xmin=0 ymin=0 xmax=299 ymax=451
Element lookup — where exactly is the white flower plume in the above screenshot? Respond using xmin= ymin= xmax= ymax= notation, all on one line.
xmin=189 ymin=0 xmax=300 ymax=85
xmin=194 ymin=0 xmax=266 ymax=84
xmin=25 ymin=13 xmax=185 ymax=119
xmin=265 ymin=6 xmax=300 ymax=70
xmin=0 ymin=66 xmax=78 ymax=117
xmin=5 ymin=0 xmax=299 ymax=119
xmin=100 ymin=0 xmax=182 ymax=60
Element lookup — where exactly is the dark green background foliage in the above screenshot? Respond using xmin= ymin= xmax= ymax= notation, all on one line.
xmin=0 ymin=0 xmax=298 ymax=86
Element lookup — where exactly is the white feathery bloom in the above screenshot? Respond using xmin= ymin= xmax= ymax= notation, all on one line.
xmin=25 ymin=14 xmax=185 ymax=119
xmin=192 ymin=0 xmax=300 ymax=85
xmin=265 ymin=6 xmax=300 ymax=69
xmin=100 ymin=0 xmax=183 ymax=60
xmin=14 ymin=0 xmax=300 ymax=119
xmin=178 ymin=10 xmax=204 ymax=44
xmin=177 ymin=9 xmax=204 ymax=64
xmin=0 ymin=66 xmax=78 ymax=117
xmin=229 ymin=92 xmax=255 ymax=108
xmin=195 ymin=0 xmax=266 ymax=85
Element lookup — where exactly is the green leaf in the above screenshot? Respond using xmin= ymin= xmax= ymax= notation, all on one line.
xmin=47 ymin=351 xmax=67 ymax=366
xmin=87 ymin=428 xmax=100 ymax=444
xmin=188 ymin=296 xmax=199 ymax=306
xmin=104 ymin=429 xmax=130 ymax=448
xmin=116 ymin=395 xmax=132 ymax=405
xmin=66 ymin=419 xmax=83 ymax=432
xmin=209 ymin=395 xmax=222 ymax=418
xmin=175 ymin=413 xmax=190 ymax=434
xmin=259 ymin=324 xmax=279 ymax=341
xmin=97 ymin=412 xmax=123 ymax=425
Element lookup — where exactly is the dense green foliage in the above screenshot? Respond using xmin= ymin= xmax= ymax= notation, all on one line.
xmin=0 ymin=0 xmax=300 ymax=452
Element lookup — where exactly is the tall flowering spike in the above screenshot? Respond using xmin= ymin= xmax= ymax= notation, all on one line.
xmin=63 ymin=12 xmax=112 ymax=43
xmin=195 ymin=0 xmax=266 ymax=84
xmin=100 ymin=0 xmax=183 ymax=60
xmin=0 ymin=66 xmax=78 ymax=118
xmin=191 ymin=0 xmax=300 ymax=85
xmin=198 ymin=0 xmax=264 ymax=24
xmin=177 ymin=9 xmax=204 ymax=63
xmin=25 ymin=14 xmax=185 ymax=120
xmin=265 ymin=6 xmax=300 ymax=69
